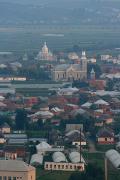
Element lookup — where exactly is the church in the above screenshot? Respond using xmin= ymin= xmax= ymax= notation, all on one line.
xmin=52 ymin=51 xmax=87 ymax=81
xmin=36 ymin=42 xmax=55 ymax=61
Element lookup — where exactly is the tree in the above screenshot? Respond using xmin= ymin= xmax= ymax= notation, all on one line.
xmin=69 ymin=163 xmax=104 ymax=180
xmin=87 ymin=63 xmax=102 ymax=78
xmin=15 ymin=109 xmax=27 ymax=130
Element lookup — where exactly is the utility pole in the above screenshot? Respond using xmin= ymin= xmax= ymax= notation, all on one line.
xmin=105 ymin=158 xmax=108 ymax=180
xmin=80 ymin=128 xmax=82 ymax=163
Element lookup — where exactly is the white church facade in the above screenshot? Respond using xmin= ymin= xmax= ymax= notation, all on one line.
xmin=52 ymin=51 xmax=87 ymax=81
xmin=36 ymin=42 xmax=56 ymax=61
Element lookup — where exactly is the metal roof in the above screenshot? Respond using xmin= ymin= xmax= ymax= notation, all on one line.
xmin=105 ymin=149 xmax=120 ymax=169
xmin=52 ymin=152 xmax=66 ymax=163
xmin=30 ymin=154 xmax=43 ymax=166
xmin=0 ymin=160 xmax=35 ymax=172
xmin=36 ymin=142 xmax=51 ymax=151
xmin=69 ymin=152 xmax=85 ymax=163
xmin=4 ymin=134 xmax=27 ymax=139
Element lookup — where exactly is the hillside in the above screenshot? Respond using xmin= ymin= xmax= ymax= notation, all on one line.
xmin=0 ymin=0 xmax=120 ymax=25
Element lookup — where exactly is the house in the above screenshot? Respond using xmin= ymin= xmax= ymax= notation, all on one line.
xmin=89 ymin=80 xmax=106 ymax=90
xmin=81 ymin=102 xmax=92 ymax=109
xmin=96 ymin=127 xmax=115 ymax=144
xmin=0 ymin=123 xmax=11 ymax=134
xmin=0 ymin=160 xmax=36 ymax=180
xmin=64 ymin=104 xmax=79 ymax=112
xmin=100 ymin=114 xmax=113 ymax=124
xmin=94 ymin=118 xmax=104 ymax=127
xmin=65 ymin=130 xmax=86 ymax=146
xmin=4 ymin=145 xmax=26 ymax=159
xmin=94 ymin=99 xmax=109 ymax=109
xmin=70 ymin=108 xmax=86 ymax=118
xmin=66 ymin=124 xmax=83 ymax=132
xmin=93 ymin=109 xmax=104 ymax=118
xmin=0 ymin=134 xmax=6 ymax=144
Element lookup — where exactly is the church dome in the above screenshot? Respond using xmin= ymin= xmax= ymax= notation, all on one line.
xmin=42 ymin=42 xmax=49 ymax=54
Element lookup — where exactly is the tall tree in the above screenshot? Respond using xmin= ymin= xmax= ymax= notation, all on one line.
xmin=15 ymin=109 xmax=27 ymax=130
xmin=69 ymin=163 xmax=104 ymax=180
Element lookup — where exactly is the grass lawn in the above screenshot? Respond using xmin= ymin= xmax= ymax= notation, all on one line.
xmin=36 ymin=168 xmax=72 ymax=180
xmin=83 ymin=152 xmax=120 ymax=180
xmin=27 ymin=130 xmax=48 ymax=138
xmin=35 ymin=152 xmax=120 ymax=180
xmin=95 ymin=144 xmax=115 ymax=152
xmin=83 ymin=152 xmax=105 ymax=169
xmin=1 ymin=25 xmax=120 ymax=53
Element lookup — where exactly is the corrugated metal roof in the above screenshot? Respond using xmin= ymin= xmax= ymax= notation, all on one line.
xmin=52 ymin=152 xmax=66 ymax=163
xmin=30 ymin=154 xmax=43 ymax=166
xmin=69 ymin=152 xmax=85 ymax=163
xmin=0 ymin=160 xmax=35 ymax=171
xmin=105 ymin=149 xmax=120 ymax=169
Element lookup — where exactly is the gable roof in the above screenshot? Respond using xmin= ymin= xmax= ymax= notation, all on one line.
xmin=54 ymin=64 xmax=81 ymax=71
xmin=94 ymin=99 xmax=109 ymax=105
xmin=97 ymin=127 xmax=114 ymax=138
xmin=1 ymin=123 xmax=10 ymax=129
xmin=0 ymin=160 xmax=35 ymax=172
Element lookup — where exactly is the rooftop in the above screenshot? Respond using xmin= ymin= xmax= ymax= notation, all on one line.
xmin=0 ymin=160 xmax=35 ymax=172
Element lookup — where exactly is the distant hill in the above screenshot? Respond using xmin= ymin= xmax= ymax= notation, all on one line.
xmin=0 ymin=0 xmax=120 ymax=25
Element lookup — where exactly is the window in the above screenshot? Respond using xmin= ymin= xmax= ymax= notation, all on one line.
xmin=70 ymin=165 xmax=72 ymax=169
xmin=62 ymin=165 xmax=64 ymax=169
xmin=8 ymin=177 xmax=12 ymax=180
xmin=46 ymin=164 xmax=48 ymax=168
xmin=58 ymin=165 xmax=60 ymax=169
xmin=0 ymin=176 xmax=2 ymax=180
xmin=105 ymin=138 xmax=107 ymax=141
xmin=66 ymin=165 xmax=68 ymax=169
xmin=77 ymin=166 xmax=82 ymax=170
xmin=50 ymin=164 xmax=52 ymax=169
xmin=13 ymin=178 xmax=17 ymax=180
xmin=3 ymin=177 xmax=7 ymax=180
xmin=54 ymin=165 xmax=56 ymax=168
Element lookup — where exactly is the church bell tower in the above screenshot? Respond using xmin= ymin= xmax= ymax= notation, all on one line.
xmin=81 ymin=51 xmax=87 ymax=79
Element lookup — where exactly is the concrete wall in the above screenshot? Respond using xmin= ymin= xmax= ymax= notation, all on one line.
xmin=0 ymin=169 xmax=36 ymax=180
xmin=44 ymin=162 xmax=85 ymax=171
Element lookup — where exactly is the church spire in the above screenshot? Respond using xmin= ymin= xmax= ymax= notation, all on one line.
xmin=81 ymin=51 xmax=87 ymax=73
xmin=81 ymin=51 xmax=87 ymax=60
xmin=90 ymin=68 xmax=95 ymax=80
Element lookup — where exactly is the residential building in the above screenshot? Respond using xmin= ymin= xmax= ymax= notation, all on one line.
xmin=0 ymin=123 xmax=11 ymax=134
xmin=96 ymin=127 xmax=115 ymax=144
xmin=0 ymin=160 xmax=36 ymax=180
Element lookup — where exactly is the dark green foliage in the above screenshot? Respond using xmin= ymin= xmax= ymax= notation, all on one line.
xmin=69 ymin=163 xmax=104 ymax=180
xmin=19 ymin=67 xmax=49 ymax=80
xmin=106 ymin=80 xmax=114 ymax=91
xmin=79 ymin=93 xmax=89 ymax=105
xmin=75 ymin=114 xmax=93 ymax=132
xmin=15 ymin=109 xmax=27 ymax=130
xmin=87 ymin=64 xmax=102 ymax=79
xmin=72 ymin=81 xmax=89 ymax=89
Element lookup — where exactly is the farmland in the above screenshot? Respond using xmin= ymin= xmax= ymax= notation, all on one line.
xmin=0 ymin=25 xmax=120 ymax=53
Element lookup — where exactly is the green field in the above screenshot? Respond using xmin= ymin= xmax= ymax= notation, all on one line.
xmin=36 ymin=169 xmax=72 ymax=180
xmin=0 ymin=25 xmax=120 ymax=53
xmin=36 ymin=152 xmax=120 ymax=180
